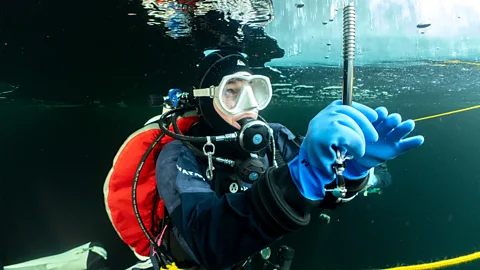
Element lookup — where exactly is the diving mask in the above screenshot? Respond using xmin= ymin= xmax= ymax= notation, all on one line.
xmin=193 ymin=72 xmax=273 ymax=116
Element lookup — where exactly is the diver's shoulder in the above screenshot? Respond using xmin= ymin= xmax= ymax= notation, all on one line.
xmin=163 ymin=139 xmax=190 ymax=152
xmin=268 ymin=122 xmax=296 ymax=140
xmin=268 ymin=122 xmax=287 ymax=131
xmin=163 ymin=139 xmax=198 ymax=157
xmin=165 ymin=139 xmax=184 ymax=146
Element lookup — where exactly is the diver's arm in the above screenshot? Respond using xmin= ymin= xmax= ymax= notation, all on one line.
xmin=156 ymin=140 xmax=313 ymax=270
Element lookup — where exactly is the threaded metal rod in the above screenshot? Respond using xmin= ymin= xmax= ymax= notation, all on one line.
xmin=342 ymin=2 xmax=355 ymax=106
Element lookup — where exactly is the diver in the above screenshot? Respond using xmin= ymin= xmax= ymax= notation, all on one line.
xmin=104 ymin=49 xmax=424 ymax=270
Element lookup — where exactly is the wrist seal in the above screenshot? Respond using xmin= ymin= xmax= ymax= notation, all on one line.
xmin=248 ymin=165 xmax=318 ymax=236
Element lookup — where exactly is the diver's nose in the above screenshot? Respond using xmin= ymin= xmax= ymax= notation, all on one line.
xmin=239 ymin=85 xmax=259 ymax=110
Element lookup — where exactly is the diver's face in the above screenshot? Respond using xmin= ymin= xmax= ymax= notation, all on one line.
xmin=213 ymin=76 xmax=258 ymax=129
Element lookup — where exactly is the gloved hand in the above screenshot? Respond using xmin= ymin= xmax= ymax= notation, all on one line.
xmin=288 ymin=100 xmax=379 ymax=200
xmin=343 ymin=106 xmax=425 ymax=179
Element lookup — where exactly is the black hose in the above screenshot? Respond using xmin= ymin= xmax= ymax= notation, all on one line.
xmin=132 ymin=131 xmax=165 ymax=255
xmin=159 ymin=106 xmax=234 ymax=143
xmin=171 ymin=112 xmax=207 ymax=158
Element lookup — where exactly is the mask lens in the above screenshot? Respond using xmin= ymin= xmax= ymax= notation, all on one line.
xmin=249 ymin=78 xmax=271 ymax=108
xmin=221 ymin=78 xmax=247 ymax=110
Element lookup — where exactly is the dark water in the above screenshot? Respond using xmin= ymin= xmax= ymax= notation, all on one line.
xmin=1 ymin=64 xmax=480 ymax=270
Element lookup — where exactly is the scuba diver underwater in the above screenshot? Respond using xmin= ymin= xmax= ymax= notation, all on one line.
xmin=103 ymin=49 xmax=424 ymax=270
xmin=12 ymin=3 xmax=480 ymax=270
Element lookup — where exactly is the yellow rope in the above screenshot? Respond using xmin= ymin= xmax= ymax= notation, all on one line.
xmin=383 ymin=251 xmax=480 ymax=269
xmin=413 ymin=104 xmax=480 ymax=122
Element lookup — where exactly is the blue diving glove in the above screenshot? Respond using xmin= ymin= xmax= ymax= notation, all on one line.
xmin=343 ymin=106 xmax=425 ymax=179
xmin=288 ymin=100 xmax=379 ymax=200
